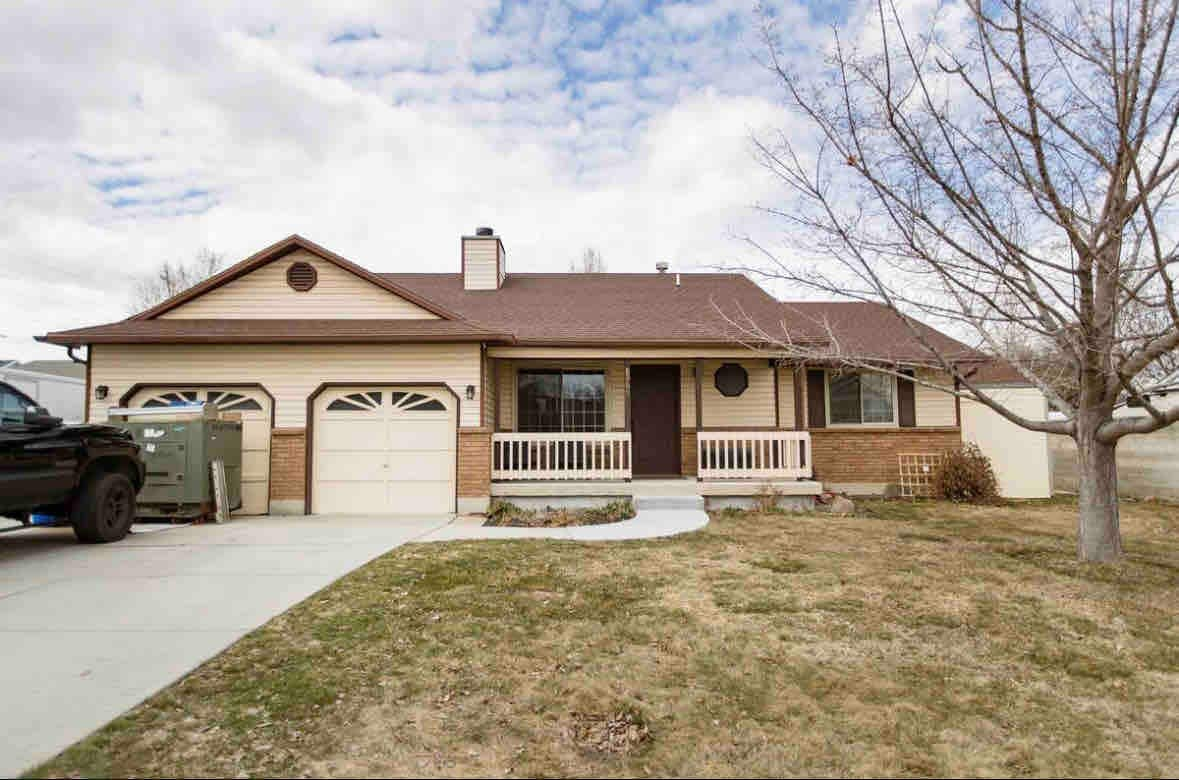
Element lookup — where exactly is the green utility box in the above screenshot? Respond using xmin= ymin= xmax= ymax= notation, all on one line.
xmin=107 ymin=404 xmax=243 ymax=520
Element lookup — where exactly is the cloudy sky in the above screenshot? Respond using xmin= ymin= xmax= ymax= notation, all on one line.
xmin=1 ymin=0 xmax=858 ymax=361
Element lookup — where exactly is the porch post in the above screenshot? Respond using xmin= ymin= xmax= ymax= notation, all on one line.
xmin=623 ymin=360 xmax=631 ymax=431
xmin=694 ymin=359 xmax=703 ymax=430
xmin=793 ymin=366 xmax=805 ymax=430
xmin=492 ymin=356 xmax=500 ymax=431
xmin=773 ymin=359 xmax=781 ymax=429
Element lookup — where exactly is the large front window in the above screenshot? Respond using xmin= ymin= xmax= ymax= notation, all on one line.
xmin=517 ymin=370 xmax=605 ymax=432
xmin=827 ymin=371 xmax=895 ymax=425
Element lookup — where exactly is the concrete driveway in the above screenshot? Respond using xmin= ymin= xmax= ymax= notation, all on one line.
xmin=0 ymin=514 xmax=450 ymax=777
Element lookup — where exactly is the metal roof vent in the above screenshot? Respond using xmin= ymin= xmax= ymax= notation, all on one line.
xmin=475 ymin=226 xmax=494 ymax=236
xmin=655 ymin=261 xmax=669 ymax=273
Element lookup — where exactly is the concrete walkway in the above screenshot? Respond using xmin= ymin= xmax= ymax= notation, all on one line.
xmin=416 ymin=506 xmax=710 ymax=542
xmin=0 ymin=514 xmax=449 ymax=777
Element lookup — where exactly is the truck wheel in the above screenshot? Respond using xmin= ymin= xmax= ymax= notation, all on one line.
xmin=72 ymin=472 xmax=136 ymax=543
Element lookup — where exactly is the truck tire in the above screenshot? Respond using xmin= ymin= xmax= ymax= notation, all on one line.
xmin=71 ymin=471 xmax=136 ymax=543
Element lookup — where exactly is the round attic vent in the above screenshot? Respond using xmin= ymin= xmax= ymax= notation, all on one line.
xmin=286 ymin=261 xmax=317 ymax=292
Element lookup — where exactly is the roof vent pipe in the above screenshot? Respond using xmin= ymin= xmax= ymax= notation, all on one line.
xmin=655 ymin=261 xmax=669 ymax=273
xmin=675 ymin=273 xmax=681 ymax=287
xmin=475 ymin=226 xmax=494 ymax=236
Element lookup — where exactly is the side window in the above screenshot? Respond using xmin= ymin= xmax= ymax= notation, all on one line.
xmin=0 ymin=386 xmax=33 ymax=424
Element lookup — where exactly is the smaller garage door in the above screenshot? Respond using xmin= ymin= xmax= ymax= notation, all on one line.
xmin=132 ymin=387 xmax=272 ymax=515
xmin=313 ymin=387 xmax=456 ymax=515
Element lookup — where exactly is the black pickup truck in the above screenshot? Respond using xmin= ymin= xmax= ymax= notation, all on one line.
xmin=0 ymin=381 xmax=146 ymax=542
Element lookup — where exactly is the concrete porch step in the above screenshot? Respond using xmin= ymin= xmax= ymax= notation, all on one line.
xmin=628 ymin=478 xmax=701 ymax=497
xmin=634 ymin=495 xmax=705 ymax=511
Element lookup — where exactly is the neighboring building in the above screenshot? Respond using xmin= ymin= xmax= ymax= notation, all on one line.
xmin=0 ymin=360 xmax=86 ymax=423
xmin=959 ymin=361 xmax=1053 ymax=499
xmin=41 ymin=231 xmax=1049 ymax=517
xmin=1051 ymin=368 xmax=1179 ymax=500
xmin=1130 ymin=369 xmax=1179 ymax=410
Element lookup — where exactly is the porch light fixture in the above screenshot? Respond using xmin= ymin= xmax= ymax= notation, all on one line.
xmin=465 ymin=384 xmax=476 ymax=400
xmin=95 ymin=385 xmax=109 ymax=401
xmin=714 ymin=363 xmax=748 ymax=397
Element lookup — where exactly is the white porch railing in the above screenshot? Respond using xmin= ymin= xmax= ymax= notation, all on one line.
xmin=492 ymin=432 xmax=632 ymax=481
xmin=697 ymin=431 xmax=812 ymax=479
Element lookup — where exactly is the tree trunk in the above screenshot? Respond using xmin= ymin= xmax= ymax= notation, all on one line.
xmin=1075 ymin=433 xmax=1122 ymax=562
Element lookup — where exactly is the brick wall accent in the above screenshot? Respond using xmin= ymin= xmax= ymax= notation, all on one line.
xmin=681 ymin=428 xmax=697 ymax=476
xmin=270 ymin=428 xmax=306 ymax=500
xmin=458 ymin=428 xmax=491 ymax=497
xmin=810 ymin=427 xmax=962 ymax=484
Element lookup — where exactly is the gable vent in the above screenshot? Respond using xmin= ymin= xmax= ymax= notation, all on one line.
xmin=286 ymin=261 xmax=318 ymax=292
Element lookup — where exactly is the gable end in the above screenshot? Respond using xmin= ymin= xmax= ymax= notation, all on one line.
xmin=132 ymin=235 xmax=460 ymax=321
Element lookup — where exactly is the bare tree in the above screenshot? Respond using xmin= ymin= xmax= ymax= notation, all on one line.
xmin=569 ymin=247 xmax=606 ymax=273
xmin=739 ymin=0 xmax=1179 ymax=561
xmin=129 ymin=248 xmax=225 ymax=313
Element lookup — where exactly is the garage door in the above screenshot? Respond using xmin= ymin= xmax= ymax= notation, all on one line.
xmin=131 ymin=387 xmax=272 ymax=515
xmin=313 ymin=387 xmax=456 ymax=515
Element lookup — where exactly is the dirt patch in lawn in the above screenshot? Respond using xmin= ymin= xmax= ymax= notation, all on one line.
xmin=30 ymin=497 xmax=1179 ymax=778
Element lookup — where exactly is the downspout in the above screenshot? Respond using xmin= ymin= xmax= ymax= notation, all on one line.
xmin=67 ymin=344 xmax=90 ymax=423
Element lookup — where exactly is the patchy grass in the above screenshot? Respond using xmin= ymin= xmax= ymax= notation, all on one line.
xmin=31 ymin=498 xmax=1179 ymax=778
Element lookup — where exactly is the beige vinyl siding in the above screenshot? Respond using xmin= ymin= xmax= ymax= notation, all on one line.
xmin=159 ymin=250 xmax=439 ymax=320
xmin=700 ymin=359 xmax=776 ymax=428
xmin=777 ymin=365 xmax=796 ymax=429
xmin=88 ymin=343 xmax=482 ymax=428
xmin=497 ymin=359 xmax=514 ymax=430
xmin=914 ymin=368 xmax=958 ymax=427
xmin=463 ymin=238 xmax=499 ymax=290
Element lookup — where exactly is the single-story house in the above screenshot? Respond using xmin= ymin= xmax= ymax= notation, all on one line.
xmin=41 ymin=230 xmax=1044 ymax=516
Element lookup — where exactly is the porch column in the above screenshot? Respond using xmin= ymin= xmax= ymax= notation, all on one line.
xmin=773 ymin=359 xmax=781 ymax=429
xmin=623 ymin=360 xmax=631 ymax=431
xmin=793 ymin=366 xmax=806 ymax=430
xmin=694 ymin=359 xmax=703 ymax=429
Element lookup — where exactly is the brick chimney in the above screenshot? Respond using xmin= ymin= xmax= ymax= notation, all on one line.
xmin=462 ymin=226 xmax=505 ymax=290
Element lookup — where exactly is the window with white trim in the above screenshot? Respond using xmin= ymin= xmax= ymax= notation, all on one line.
xmin=827 ymin=371 xmax=896 ymax=425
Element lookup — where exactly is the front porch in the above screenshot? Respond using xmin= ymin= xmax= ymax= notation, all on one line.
xmin=490 ymin=430 xmax=814 ymax=483
xmin=484 ymin=353 xmax=822 ymax=509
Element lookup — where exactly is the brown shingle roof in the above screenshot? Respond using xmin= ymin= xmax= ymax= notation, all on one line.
xmin=382 ymin=272 xmax=827 ymax=346
xmin=779 ymin=301 xmax=988 ymax=364
xmin=40 ymin=319 xmax=513 ymax=346
xmin=965 ymin=358 xmax=1034 ymax=385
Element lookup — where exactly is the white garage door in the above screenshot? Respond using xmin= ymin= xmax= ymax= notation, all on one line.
xmin=131 ymin=386 xmax=272 ymax=515
xmin=313 ymin=387 xmax=456 ymax=515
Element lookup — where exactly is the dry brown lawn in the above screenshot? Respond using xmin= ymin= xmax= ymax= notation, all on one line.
xmin=30 ymin=498 xmax=1179 ymax=778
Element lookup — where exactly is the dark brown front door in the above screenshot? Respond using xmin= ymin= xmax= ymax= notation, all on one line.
xmin=630 ymin=365 xmax=680 ymax=477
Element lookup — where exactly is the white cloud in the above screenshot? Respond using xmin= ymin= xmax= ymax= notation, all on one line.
xmin=0 ymin=0 xmax=832 ymax=360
